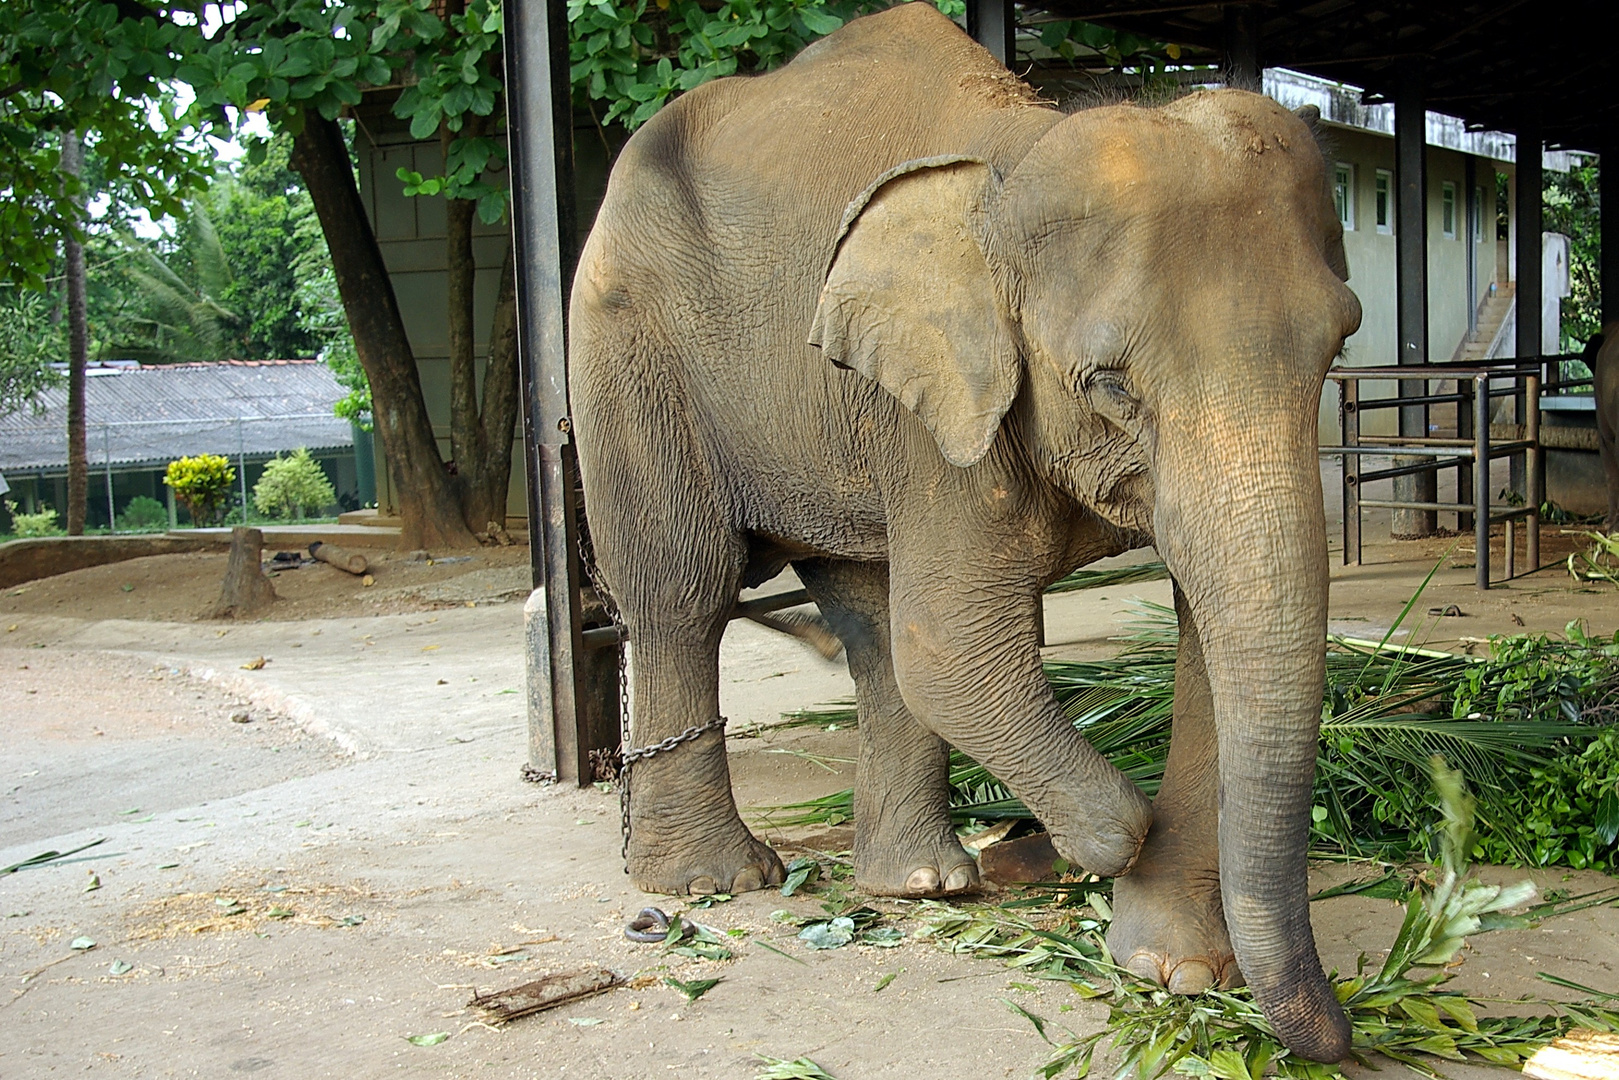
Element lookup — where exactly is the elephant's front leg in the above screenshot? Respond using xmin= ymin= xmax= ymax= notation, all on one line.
xmin=1106 ymin=583 xmax=1240 ymax=992
xmin=886 ymin=557 xmax=1152 ymax=877
xmin=796 ymin=559 xmax=978 ymax=897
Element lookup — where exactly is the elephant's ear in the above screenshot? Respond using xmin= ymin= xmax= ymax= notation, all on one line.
xmin=809 ymin=156 xmax=1018 ymax=469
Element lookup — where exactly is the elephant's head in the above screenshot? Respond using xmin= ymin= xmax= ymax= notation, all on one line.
xmin=809 ymin=89 xmax=1361 ymax=1062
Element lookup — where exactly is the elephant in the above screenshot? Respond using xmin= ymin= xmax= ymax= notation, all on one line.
xmin=1588 ymin=326 xmax=1618 ymax=528
xmin=568 ymin=2 xmax=1361 ymax=1062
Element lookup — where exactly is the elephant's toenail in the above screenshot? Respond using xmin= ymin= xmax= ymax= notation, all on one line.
xmin=688 ymin=875 xmax=718 ymax=895
xmin=1125 ymin=952 xmax=1167 ymax=986
xmin=1167 ymin=960 xmax=1216 ymax=995
xmin=731 ymin=867 xmax=764 ymax=893
xmin=905 ymin=867 xmax=942 ymax=894
xmin=943 ymin=866 xmax=977 ymax=893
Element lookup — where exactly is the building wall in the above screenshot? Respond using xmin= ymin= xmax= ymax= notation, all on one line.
xmin=352 ymin=106 xmax=621 ymax=522
xmin=1318 ymin=125 xmax=1505 ymax=440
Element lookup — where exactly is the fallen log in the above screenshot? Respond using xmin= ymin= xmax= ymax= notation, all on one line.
xmin=307 ymin=541 xmax=368 ymax=575
xmin=469 ymin=967 xmax=622 ymax=1024
xmin=211 ymin=527 xmax=277 ymax=619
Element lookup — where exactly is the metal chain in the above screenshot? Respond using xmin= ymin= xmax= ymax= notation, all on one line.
xmin=574 ymin=514 xmax=729 ymax=868
xmin=573 ymin=519 xmax=634 ymax=865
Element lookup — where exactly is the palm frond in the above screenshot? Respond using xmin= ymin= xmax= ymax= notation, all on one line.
xmin=758 ymin=604 xmax=1618 ymax=868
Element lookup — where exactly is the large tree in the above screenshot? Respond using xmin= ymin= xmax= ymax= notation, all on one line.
xmin=3 ymin=0 xmax=972 ymax=547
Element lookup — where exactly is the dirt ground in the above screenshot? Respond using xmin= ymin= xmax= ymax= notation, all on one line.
xmin=0 ymin=545 xmax=535 ymax=624
xmin=2 ymin=504 xmax=1617 ymax=1079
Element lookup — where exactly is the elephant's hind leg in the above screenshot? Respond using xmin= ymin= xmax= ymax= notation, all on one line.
xmin=577 ymin=414 xmax=783 ymax=895
xmin=1106 ymin=584 xmax=1239 ymax=993
xmin=796 ymin=559 xmax=978 ymax=897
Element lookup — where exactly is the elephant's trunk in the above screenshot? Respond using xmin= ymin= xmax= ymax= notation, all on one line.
xmin=1153 ymin=393 xmax=1351 ymax=1063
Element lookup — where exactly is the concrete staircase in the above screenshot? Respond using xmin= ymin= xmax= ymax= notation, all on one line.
xmin=1453 ymin=282 xmax=1515 ymax=362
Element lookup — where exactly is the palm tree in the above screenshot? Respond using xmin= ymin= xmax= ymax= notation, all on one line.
xmin=110 ymin=203 xmax=249 ymax=364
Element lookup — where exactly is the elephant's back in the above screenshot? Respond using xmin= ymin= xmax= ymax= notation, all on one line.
xmin=571 ymin=3 xmax=1057 ymax=553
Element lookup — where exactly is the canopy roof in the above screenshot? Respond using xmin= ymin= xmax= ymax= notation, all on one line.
xmin=0 ymin=359 xmax=353 ymax=474
xmin=1037 ymin=1 xmax=1614 ymax=151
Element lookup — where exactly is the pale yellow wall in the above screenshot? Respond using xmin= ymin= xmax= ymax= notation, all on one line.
xmin=1317 ymin=125 xmax=1505 ymax=441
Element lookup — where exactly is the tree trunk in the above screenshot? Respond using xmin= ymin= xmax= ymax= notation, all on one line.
xmin=457 ymin=239 xmax=521 ymax=537
xmin=212 ymin=526 xmax=278 ymax=618
xmin=288 ymin=112 xmax=475 ymax=551
xmin=61 ymin=131 xmax=88 ymax=537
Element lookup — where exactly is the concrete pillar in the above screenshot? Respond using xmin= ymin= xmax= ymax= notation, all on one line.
xmin=1393 ymin=58 xmax=1436 ymax=536
xmin=506 ymin=0 xmax=619 ymax=784
xmin=1512 ymin=109 xmax=1542 ymax=500
xmin=966 ymin=0 xmax=1016 ymax=67
xmin=1222 ymin=4 xmax=1260 ymax=88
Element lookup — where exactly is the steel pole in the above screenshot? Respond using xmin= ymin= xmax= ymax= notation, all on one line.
xmin=505 ymin=0 xmax=618 ymax=784
xmin=1392 ymin=58 xmax=1435 ymax=537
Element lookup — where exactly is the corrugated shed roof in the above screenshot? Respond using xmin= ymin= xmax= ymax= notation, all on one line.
xmin=0 ymin=360 xmax=354 ymax=472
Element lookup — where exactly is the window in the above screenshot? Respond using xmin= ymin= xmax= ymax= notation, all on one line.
xmin=1374 ymin=170 xmax=1393 ymax=234
xmin=1333 ymin=163 xmax=1356 ymax=229
xmin=1472 ymin=186 xmax=1484 ymax=241
xmin=1442 ymin=181 xmax=1457 ymax=239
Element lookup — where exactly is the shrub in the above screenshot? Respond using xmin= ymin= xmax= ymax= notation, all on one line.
xmin=117 ymin=495 xmax=168 ymax=532
xmin=4 ymin=500 xmax=64 ymax=538
xmin=252 ymin=447 xmax=336 ymax=520
xmin=164 ymin=454 xmax=235 ymax=526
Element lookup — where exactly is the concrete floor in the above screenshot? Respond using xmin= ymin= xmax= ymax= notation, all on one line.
xmin=1 ymin=495 xmax=1616 ymax=1078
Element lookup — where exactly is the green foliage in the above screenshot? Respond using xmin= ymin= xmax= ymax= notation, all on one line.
xmin=113 ymin=202 xmax=251 ymax=364
xmin=252 ymin=448 xmax=336 ymax=520
xmin=768 ymin=604 xmax=1619 ymax=872
xmin=1544 ymin=159 xmax=1600 ymax=349
xmin=206 ymin=136 xmax=327 ymax=360
xmin=164 ymin=453 xmax=236 ymax=527
xmin=0 ymin=3 xmax=215 ymax=289
xmin=1567 ymin=530 xmax=1619 ymax=587
xmin=2 ymin=500 xmax=64 ymax=538
xmin=0 ymin=284 xmax=63 ymax=416
xmin=116 ymin=495 xmax=168 ymax=532
xmin=569 ymin=0 xmax=970 ymax=133
xmin=924 ymin=769 xmax=1619 ymax=1080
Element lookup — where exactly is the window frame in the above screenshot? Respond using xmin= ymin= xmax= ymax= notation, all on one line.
xmin=1333 ymin=162 xmax=1356 ymax=231
xmin=1373 ymin=169 xmax=1393 ymax=235
xmin=1441 ymin=180 xmax=1458 ymax=240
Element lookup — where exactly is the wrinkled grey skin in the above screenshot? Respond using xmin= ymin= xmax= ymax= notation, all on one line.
xmin=569 ymin=3 xmax=1361 ymax=1062
xmin=1590 ymin=326 xmax=1618 ymax=528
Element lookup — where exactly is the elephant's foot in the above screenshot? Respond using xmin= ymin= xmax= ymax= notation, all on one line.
xmin=855 ymin=824 xmax=979 ymax=897
xmin=627 ymin=822 xmax=786 ymax=896
xmin=1107 ymin=864 xmax=1239 ymax=994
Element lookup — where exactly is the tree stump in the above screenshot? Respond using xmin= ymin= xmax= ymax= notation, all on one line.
xmin=211 ymin=526 xmax=277 ymax=619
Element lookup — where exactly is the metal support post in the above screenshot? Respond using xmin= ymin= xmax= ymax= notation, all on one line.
xmin=1393 ymin=58 xmax=1435 ymax=536
xmin=103 ymin=425 xmax=115 ymax=533
xmin=965 ymin=0 xmax=1016 ymax=67
xmin=1456 ymin=378 xmax=1474 ymax=533
xmin=1473 ymin=376 xmax=1490 ymax=591
xmin=1465 ymin=156 xmax=1478 ymax=337
xmin=1512 ymin=106 xmax=1541 ymax=499
xmin=1525 ymin=372 xmax=1540 ymax=572
xmin=237 ymin=418 xmax=248 ymax=525
xmin=1222 ymin=3 xmax=1260 ymax=88
xmin=1341 ymin=379 xmax=1360 ymax=565
xmin=506 ymin=0 xmax=618 ymax=784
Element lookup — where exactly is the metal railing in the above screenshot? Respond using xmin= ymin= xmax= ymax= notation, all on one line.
xmin=1323 ymin=363 xmax=1543 ymax=591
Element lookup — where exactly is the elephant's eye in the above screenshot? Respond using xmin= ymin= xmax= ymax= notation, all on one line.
xmin=1086 ymin=368 xmax=1140 ymax=415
